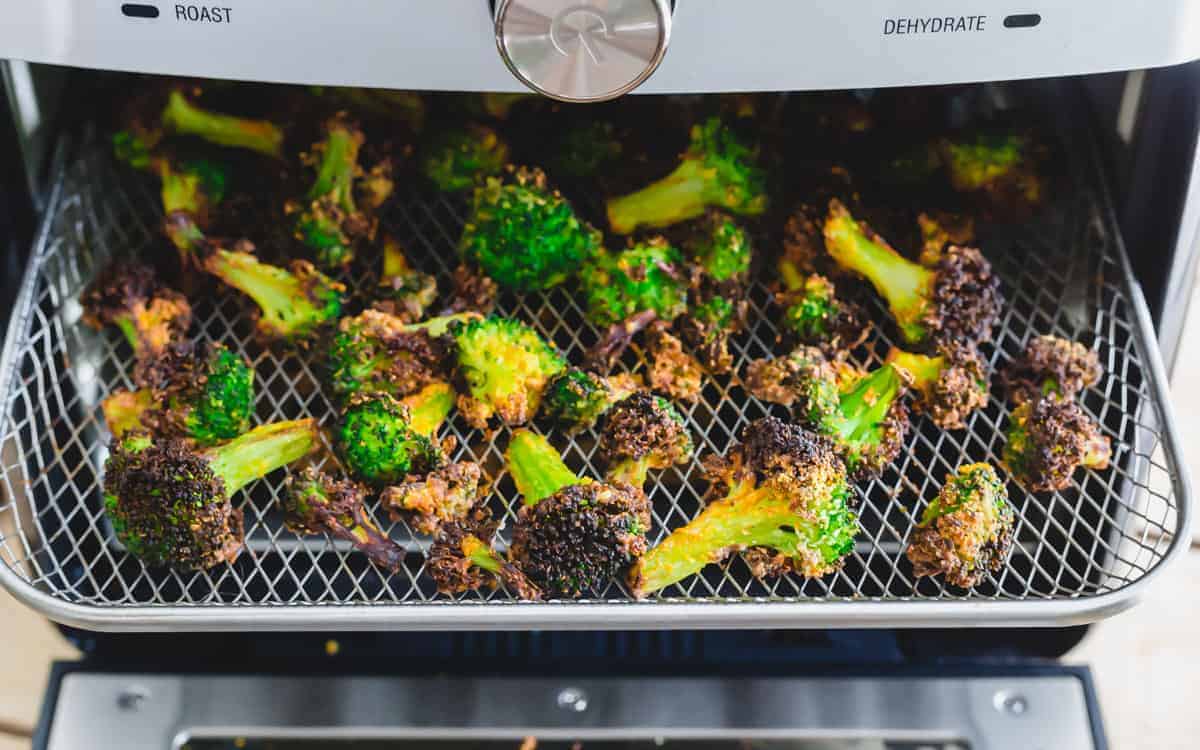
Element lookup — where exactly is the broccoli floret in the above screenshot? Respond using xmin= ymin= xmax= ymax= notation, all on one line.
xmin=459 ymin=166 xmax=602 ymax=292
xmin=887 ymin=342 xmax=988 ymax=430
xmin=160 ymin=89 xmax=284 ymax=158
xmin=1003 ymin=335 xmax=1102 ymax=405
xmin=581 ymin=237 xmax=689 ymax=329
xmin=284 ymin=467 xmax=406 ymax=572
xmin=1002 ymin=397 xmax=1111 ymax=493
xmin=775 ymin=271 xmax=867 ymax=354
xmin=289 ymin=115 xmax=388 ymax=269
xmin=372 ymin=235 xmax=438 ymax=322
xmin=338 ymin=385 xmax=455 ymax=487
xmin=551 ymin=120 xmax=622 ymax=178
xmin=103 ymin=418 xmax=317 ymax=569
xmin=100 ymin=389 xmax=157 ymax=440
xmin=382 ymin=460 xmax=483 ymax=536
xmin=201 ymin=244 xmax=345 ymax=344
xmin=690 ymin=211 xmax=753 ymax=283
xmin=938 ymin=132 xmax=1042 ymax=212
xmin=606 ymin=118 xmax=767 ymax=234
xmin=629 ymin=417 xmax=857 ymax=596
xmin=744 ymin=346 xmax=842 ymax=427
xmin=505 ymin=429 xmax=650 ymax=598
xmin=443 ymin=263 xmax=499 ymax=317
xmin=917 ymin=211 xmax=976 ymax=267
xmin=823 ymin=199 xmax=1002 ymax=347
xmin=154 ymin=156 xmax=230 ymax=261
xmin=906 ymin=463 xmax=1013 ymax=588
xmin=422 ymin=124 xmax=509 ymax=192
xmin=451 ymin=316 xmax=567 ymax=429
xmin=678 ymin=213 xmax=753 ymax=373
xmin=538 ymin=368 xmax=639 ymax=433
xmin=428 ymin=505 xmax=541 ymax=599
xmin=327 ymin=310 xmax=470 ymax=401
xmin=599 ymin=393 xmax=694 ymax=488
xmin=81 ymin=262 xmax=192 ymax=367
xmin=645 ymin=321 xmax=705 ymax=402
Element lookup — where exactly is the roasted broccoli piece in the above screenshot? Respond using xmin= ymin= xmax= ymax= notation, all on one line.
xmin=645 ymin=321 xmax=705 ymax=402
xmin=551 ymin=120 xmax=623 ymax=178
xmin=606 ymin=118 xmax=767 ymax=234
xmin=327 ymin=310 xmax=470 ymax=401
xmin=284 ymin=467 xmax=406 ymax=572
xmin=372 ymin=235 xmax=438 ymax=322
xmin=629 ymin=417 xmax=857 ymax=596
xmin=917 ymin=211 xmax=976 ymax=267
xmin=314 ymin=87 xmax=427 ymax=131
xmin=288 ymin=115 xmax=388 ymax=269
xmin=1003 ymin=335 xmax=1102 ymax=405
xmin=338 ymin=385 xmax=455 ymax=487
xmin=1002 ymin=397 xmax=1112 ymax=493
xmin=886 ymin=343 xmax=988 ymax=430
xmin=443 ymin=263 xmax=499 ymax=317
xmin=160 ymin=89 xmax=284 ymax=158
xmin=599 ymin=393 xmax=694 ymax=488
xmin=81 ymin=262 xmax=192 ymax=367
xmin=101 ymin=342 xmax=254 ymax=446
xmin=459 ymin=166 xmax=602 ymax=292
xmin=775 ymin=270 xmax=866 ymax=354
xmin=582 ymin=237 xmax=689 ymax=329
xmin=678 ymin=212 xmax=753 ymax=373
xmin=428 ymin=505 xmax=541 ymax=599
xmin=938 ymin=132 xmax=1042 ymax=213
xmin=906 ymin=463 xmax=1014 ymax=588
xmin=505 ymin=429 xmax=650 ymax=598
xmin=538 ymin=368 xmax=640 ymax=433
xmin=451 ymin=316 xmax=567 ymax=429
xmin=823 ymin=199 xmax=1002 ymax=347
xmin=201 ymin=244 xmax=345 ymax=344
xmin=382 ymin=460 xmax=484 ymax=536
xmin=744 ymin=346 xmax=842 ymax=426
xmin=103 ymin=418 xmax=317 ymax=569
xmin=422 ymin=124 xmax=509 ymax=192
xmin=155 ymin=156 xmax=230 ymax=261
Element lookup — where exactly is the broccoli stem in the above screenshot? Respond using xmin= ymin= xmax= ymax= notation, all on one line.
xmin=382 ymin=236 xmax=414 ymax=278
xmin=204 ymin=418 xmax=317 ymax=495
xmin=606 ymin=160 xmax=711 ymax=235
xmin=158 ymin=160 xmax=208 ymax=256
xmin=609 ymin=457 xmax=651 ymax=489
xmin=506 ymin=429 xmax=582 ymax=506
xmin=404 ymin=312 xmax=480 ymax=338
xmin=886 ymin=349 xmax=943 ymax=393
xmin=101 ymin=389 xmax=155 ymax=438
xmin=202 ymin=249 xmax=319 ymax=334
xmin=835 ymin=364 xmax=906 ymax=446
xmin=778 ymin=257 xmax=805 ymax=292
xmin=462 ymin=535 xmax=504 ymax=574
xmin=400 ymin=382 xmax=455 ymax=437
xmin=824 ymin=205 xmax=933 ymax=343
xmin=161 ymin=90 xmax=284 ymax=158
xmin=309 ymin=122 xmax=358 ymax=207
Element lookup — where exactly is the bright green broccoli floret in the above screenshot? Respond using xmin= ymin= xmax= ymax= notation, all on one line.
xmin=459 ymin=166 xmax=602 ymax=292
xmin=552 ymin=120 xmax=622 ymax=178
xmin=338 ymin=385 xmax=454 ymax=487
xmin=691 ymin=211 xmax=752 ymax=283
xmin=606 ymin=118 xmax=767 ymax=234
xmin=422 ymin=124 xmax=509 ymax=192
xmin=451 ymin=316 xmax=567 ymax=429
xmin=581 ymin=237 xmax=688 ymax=328
xmin=630 ymin=417 xmax=857 ymax=596
xmin=327 ymin=309 xmax=470 ymax=401
xmin=103 ymin=418 xmax=317 ymax=569
xmin=678 ymin=212 xmax=753 ymax=373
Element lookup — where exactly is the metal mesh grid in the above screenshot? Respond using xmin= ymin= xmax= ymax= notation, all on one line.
xmin=0 ymin=125 xmax=1188 ymax=628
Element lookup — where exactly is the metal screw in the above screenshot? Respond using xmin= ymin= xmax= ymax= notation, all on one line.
xmin=556 ymin=687 xmax=589 ymax=713
xmin=117 ymin=685 xmax=149 ymax=711
xmin=993 ymin=690 xmax=1028 ymax=716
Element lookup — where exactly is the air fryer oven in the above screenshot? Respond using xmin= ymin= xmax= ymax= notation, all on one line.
xmin=1 ymin=3 xmax=1197 ymax=748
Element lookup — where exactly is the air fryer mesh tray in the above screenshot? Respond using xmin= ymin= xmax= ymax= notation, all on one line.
xmin=0 ymin=116 xmax=1190 ymax=630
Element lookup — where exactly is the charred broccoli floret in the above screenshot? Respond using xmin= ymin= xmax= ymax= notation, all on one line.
xmin=101 ymin=342 xmax=254 ymax=446
xmin=443 ymin=263 xmax=499 ymax=317
xmin=103 ymin=418 xmax=317 ymax=569
xmin=373 ymin=236 xmax=438 ymax=322
xmin=81 ymin=262 xmax=192 ymax=367
xmin=202 ymin=244 xmax=345 ymax=344
xmin=645 ymin=321 xmax=705 ymax=402
xmin=422 ymin=124 xmax=509 ymax=192
xmin=886 ymin=343 xmax=988 ymax=430
xmin=338 ymin=385 xmax=455 ymax=487
xmin=678 ymin=213 xmax=753 ymax=373
xmin=428 ymin=505 xmax=542 ymax=599
xmin=629 ymin=417 xmax=857 ymax=596
xmin=451 ymin=316 xmax=567 ymax=429
xmin=582 ymin=237 xmax=689 ymax=329
xmin=906 ymin=463 xmax=1014 ymax=588
xmin=551 ymin=120 xmax=622 ymax=178
xmin=744 ymin=346 xmax=842 ymax=427
xmin=284 ymin=467 xmax=406 ymax=572
xmin=539 ymin=368 xmax=640 ymax=433
xmin=599 ymin=392 xmax=694 ymax=488
xmin=506 ymin=430 xmax=650 ymax=598
xmin=917 ymin=211 xmax=976 ymax=267
xmin=606 ymin=118 xmax=767 ymax=234
xmin=327 ymin=310 xmax=470 ymax=401
xmin=823 ymin=199 xmax=1002 ymax=347
xmin=1003 ymin=335 xmax=1102 ymax=405
xmin=938 ymin=132 xmax=1042 ymax=212
xmin=459 ymin=166 xmax=602 ymax=292
xmin=155 ymin=156 xmax=230 ymax=261
xmin=382 ymin=460 xmax=483 ymax=536
xmin=1002 ymin=397 xmax=1112 ymax=493
xmin=776 ymin=271 xmax=867 ymax=354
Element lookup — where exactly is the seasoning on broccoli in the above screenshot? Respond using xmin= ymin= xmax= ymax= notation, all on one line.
xmin=284 ymin=466 xmax=406 ymax=572
xmin=906 ymin=463 xmax=1014 ymax=588
xmin=443 ymin=263 xmax=499 ymax=317
xmin=382 ymin=460 xmax=484 ymax=536
xmin=539 ymin=367 xmax=640 ymax=433
xmin=338 ymin=385 xmax=455 ymax=488
xmin=886 ymin=342 xmax=989 ymax=430
xmin=645 ymin=321 xmax=705 ymax=402
xmin=678 ymin=212 xmax=753 ymax=373
xmin=629 ymin=417 xmax=857 ymax=597
xmin=551 ymin=120 xmax=623 ymax=178
xmin=505 ymin=429 xmax=651 ymax=598
xmin=744 ymin=346 xmax=842 ymax=427
xmin=606 ymin=118 xmax=767 ymax=234
xmin=917 ymin=211 xmax=976 ymax=267
xmin=776 ymin=270 xmax=866 ymax=355
xmin=451 ymin=316 xmax=567 ymax=429
xmin=1002 ymin=397 xmax=1112 ymax=493
xmin=459 ymin=166 xmax=602 ymax=292
xmin=428 ymin=505 xmax=541 ymax=599
xmin=327 ymin=310 xmax=470 ymax=402
xmin=201 ymin=243 xmax=346 ymax=344
xmin=938 ymin=132 xmax=1042 ymax=213
xmin=373 ymin=235 xmax=438 ymax=323
xmin=81 ymin=262 xmax=192 ymax=372
xmin=823 ymin=199 xmax=1002 ymax=347
xmin=599 ymin=392 xmax=694 ymax=488
xmin=422 ymin=124 xmax=509 ymax=192
xmin=103 ymin=418 xmax=318 ymax=569
xmin=1003 ymin=335 xmax=1102 ymax=405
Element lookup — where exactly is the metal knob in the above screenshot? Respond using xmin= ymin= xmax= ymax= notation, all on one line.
xmin=494 ymin=0 xmax=672 ymax=103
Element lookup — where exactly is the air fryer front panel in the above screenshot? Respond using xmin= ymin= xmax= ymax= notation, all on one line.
xmin=3 ymin=1 xmax=1200 ymax=93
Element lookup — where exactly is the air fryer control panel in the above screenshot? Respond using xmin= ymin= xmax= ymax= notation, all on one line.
xmin=2 ymin=1 xmax=1199 ymax=93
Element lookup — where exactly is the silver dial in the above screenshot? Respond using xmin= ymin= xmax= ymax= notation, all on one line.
xmin=494 ymin=0 xmax=672 ymax=103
